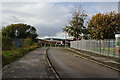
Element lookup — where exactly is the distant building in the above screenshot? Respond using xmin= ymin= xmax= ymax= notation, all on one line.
xmin=37 ymin=37 xmax=79 ymax=47
xmin=37 ymin=38 xmax=64 ymax=46
xmin=44 ymin=38 xmax=64 ymax=45
xmin=62 ymin=38 xmax=80 ymax=46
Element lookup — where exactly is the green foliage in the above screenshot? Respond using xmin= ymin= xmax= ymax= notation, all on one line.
xmin=2 ymin=23 xmax=40 ymax=66
xmin=88 ymin=11 xmax=120 ymax=40
xmin=22 ymin=38 xmax=33 ymax=48
xmin=2 ymin=23 xmax=38 ymax=50
xmin=2 ymin=44 xmax=39 ymax=66
xmin=2 ymin=36 xmax=13 ymax=50
xmin=63 ymin=7 xmax=88 ymax=39
xmin=2 ymin=23 xmax=38 ymax=40
xmin=2 ymin=48 xmax=26 ymax=66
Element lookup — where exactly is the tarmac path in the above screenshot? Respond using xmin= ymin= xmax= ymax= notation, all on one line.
xmin=47 ymin=47 xmax=119 ymax=78
xmin=2 ymin=47 xmax=56 ymax=79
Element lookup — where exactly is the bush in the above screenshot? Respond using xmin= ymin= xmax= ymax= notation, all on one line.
xmin=2 ymin=44 xmax=39 ymax=66
xmin=22 ymin=38 xmax=32 ymax=48
xmin=2 ymin=37 xmax=40 ymax=66
xmin=2 ymin=36 xmax=13 ymax=50
xmin=2 ymin=49 xmax=22 ymax=66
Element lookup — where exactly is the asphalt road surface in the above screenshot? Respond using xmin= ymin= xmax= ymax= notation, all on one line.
xmin=47 ymin=47 xmax=119 ymax=78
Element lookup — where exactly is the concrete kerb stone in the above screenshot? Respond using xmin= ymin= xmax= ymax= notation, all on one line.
xmin=46 ymin=47 xmax=61 ymax=80
xmin=66 ymin=47 xmax=120 ymax=72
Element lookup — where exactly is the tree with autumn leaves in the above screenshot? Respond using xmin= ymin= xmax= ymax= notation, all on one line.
xmin=88 ymin=11 xmax=120 ymax=40
xmin=63 ymin=9 xmax=120 ymax=40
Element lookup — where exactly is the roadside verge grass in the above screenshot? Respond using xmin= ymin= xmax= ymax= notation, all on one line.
xmin=2 ymin=45 xmax=39 ymax=67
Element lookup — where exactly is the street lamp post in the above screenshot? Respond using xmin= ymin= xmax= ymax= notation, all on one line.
xmin=15 ymin=29 xmax=19 ymax=47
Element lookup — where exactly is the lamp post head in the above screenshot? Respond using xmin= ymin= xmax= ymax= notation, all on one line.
xmin=15 ymin=29 xmax=19 ymax=37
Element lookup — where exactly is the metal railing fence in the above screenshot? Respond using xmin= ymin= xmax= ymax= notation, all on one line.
xmin=70 ymin=40 xmax=119 ymax=58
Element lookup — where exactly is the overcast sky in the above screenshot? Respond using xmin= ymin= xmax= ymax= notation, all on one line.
xmin=1 ymin=2 xmax=118 ymax=39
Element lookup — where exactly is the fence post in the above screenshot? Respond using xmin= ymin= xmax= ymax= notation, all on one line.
xmin=108 ymin=39 xmax=111 ymax=56
xmin=94 ymin=40 xmax=95 ymax=52
xmin=103 ymin=40 xmax=106 ymax=55
xmin=99 ymin=40 xmax=101 ymax=54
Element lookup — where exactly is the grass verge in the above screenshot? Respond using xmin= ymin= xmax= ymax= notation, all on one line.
xmin=2 ymin=45 xmax=39 ymax=67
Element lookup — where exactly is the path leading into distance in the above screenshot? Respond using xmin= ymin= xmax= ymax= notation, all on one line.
xmin=2 ymin=47 xmax=119 ymax=80
xmin=2 ymin=48 xmax=56 ymax=79
xmin=48 ymin=47 xmax=119 ymax=78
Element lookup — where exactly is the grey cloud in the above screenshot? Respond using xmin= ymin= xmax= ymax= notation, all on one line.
xmin=10 ymin=15 xmax=24 ymax=22
xmin=1 ymin=2 xmax=118 ymax=38
xmin=35 ymin=24 xmax=64 ymax=37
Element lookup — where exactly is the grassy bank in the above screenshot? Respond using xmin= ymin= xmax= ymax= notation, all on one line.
xmin=2 ymin=45 xmax=39 ymax=66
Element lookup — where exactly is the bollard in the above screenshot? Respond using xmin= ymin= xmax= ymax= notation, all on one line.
xmin=115 ymin=34 xmax=120 ymax=54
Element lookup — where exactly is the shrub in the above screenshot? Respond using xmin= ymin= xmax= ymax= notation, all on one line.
xmin=22 ymin=38 xmax=32 ymax=48
xmin=2 ymin=44 xmax=39 ymax=66
xmin=2 ymin=36 xmax=13 ymax=50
